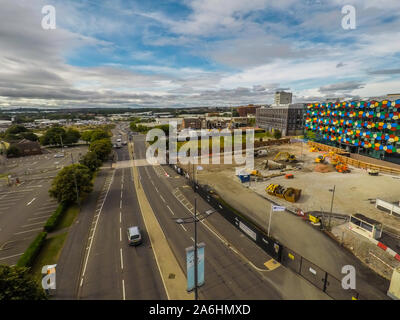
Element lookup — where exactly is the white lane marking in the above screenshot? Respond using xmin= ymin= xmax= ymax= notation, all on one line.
xmin=80 ymin=170 xmax=115 ymax=285
xmin=14 ymin=227 xmax=43 ymax=235
xmin=160 ymin=195 xmax=166 ymax=203
xmin=190 ymin=237 xmax=195 ymax=242
xmin=28 ymin=215 xmax=51 ymax=221
xmin=122 ymin=279 xmax=126 ymax=300
xmin=154 ymin=186 xmax=159 ymax=193
xmin=26 ymin=198 xmax=36 ymax=206
xmin=180 ymin=224 xmax=187 ymax=232
xmin=0 ymin=253 xmax=24 ymax=261
xmin=120 ymin=248 xmax=124 ymax=270
xmin=120 ymin=200 xmax=122 ymax=209
xmin=120 ymin=228 xmax=122 ymax=242
xmin=166 ymin=205 xmax=174 ymax=216
xmin=120 ymin=211 xmax=122 ymax=223
xmin=22 ymin=221 xmax=46 ymax=227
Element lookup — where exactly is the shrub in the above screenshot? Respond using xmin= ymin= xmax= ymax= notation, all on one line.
xmin=43 ymin=203 xmax=67 ymax=232
xmin=16 ymin=232 xmax=47 ymax=268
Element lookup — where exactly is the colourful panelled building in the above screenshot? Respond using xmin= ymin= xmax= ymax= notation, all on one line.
xmin=304 ymin=99 xmax=400 ymax=164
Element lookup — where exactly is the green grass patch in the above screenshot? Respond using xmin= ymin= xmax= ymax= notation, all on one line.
xmin=54 ymin=205 xmax=79 ymax=231
xmin=30 ymin=232 xmax=68 ymax=283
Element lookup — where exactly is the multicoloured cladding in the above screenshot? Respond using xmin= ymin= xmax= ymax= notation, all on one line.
xmin=305 ymin=100 xmax=400 ymax=154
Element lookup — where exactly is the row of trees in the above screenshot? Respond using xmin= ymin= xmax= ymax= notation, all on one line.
xmin=0 ymin=125 xmax=38 ymax=142
xmin=40 ymin=126 xmax=81 ymax=146
xmin=49 ymin=129 xmax=112 ymax=204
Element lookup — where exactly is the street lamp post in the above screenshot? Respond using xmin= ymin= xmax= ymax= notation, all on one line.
xmin=174 ymin=200 xmax=215 ymax=300
xmin=328 ymin=185 xmax=336 ymax=229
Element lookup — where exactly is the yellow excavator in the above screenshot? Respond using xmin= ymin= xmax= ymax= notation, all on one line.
xmin=315 ymin=154 xmax=327 ymax=163
xmin=273 ymin=152 xmax=297 ymax=163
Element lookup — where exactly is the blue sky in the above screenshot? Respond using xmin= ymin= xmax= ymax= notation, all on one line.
xmin=0 ymin=0 xmax=400 ymax=108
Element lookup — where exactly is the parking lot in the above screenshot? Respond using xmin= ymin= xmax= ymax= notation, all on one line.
xmin=0 ymin=145 xmax=88 ymax=265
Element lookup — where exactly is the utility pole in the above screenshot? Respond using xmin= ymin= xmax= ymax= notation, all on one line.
xmin=329 ymin=185 xmax=336 ymax=229
xmin=194 ymin=198 xmax=198 ymax=300
xmin=268 ymin=206 xmax=272 ymax=237
xmin=70 ymin=153 xmax=80 ymax=207
xmin=59 ymin=134 xmax=64 ymax=153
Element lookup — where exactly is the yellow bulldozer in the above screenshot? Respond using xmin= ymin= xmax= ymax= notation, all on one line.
xmin=265 ymin=184 xmax=302 ymax=203
xmin=273 ymin=152 xmax=297 ymax=163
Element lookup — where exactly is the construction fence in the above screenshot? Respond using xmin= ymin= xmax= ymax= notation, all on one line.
xmin=169 ymin=163 xmax=363 ymax=300
xmin=308 ymin=141 xmax=400 ymax=175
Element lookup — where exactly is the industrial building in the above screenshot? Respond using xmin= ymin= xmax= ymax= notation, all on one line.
xmin=304 ymin=99 xmax=400 ymax=164
xmin=237 ymin=104 xmax=261 ymax=117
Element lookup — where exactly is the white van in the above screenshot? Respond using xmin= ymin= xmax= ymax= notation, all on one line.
xmin=127 ymin=226 xmax=142 ymax=246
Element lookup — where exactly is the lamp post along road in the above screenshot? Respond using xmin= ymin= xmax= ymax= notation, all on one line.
xmin=329 ymin=185 xmax=336 ymax=229
xmin=174 ymin=199 xmax=215 ymax=300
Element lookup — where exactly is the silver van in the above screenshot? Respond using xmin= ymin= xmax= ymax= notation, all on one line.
xmin=127 ymin=226 xmax=142 ymax=246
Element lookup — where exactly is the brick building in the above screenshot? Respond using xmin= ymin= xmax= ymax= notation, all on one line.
xmin=237 ymin=105 xmax=261 ymax=117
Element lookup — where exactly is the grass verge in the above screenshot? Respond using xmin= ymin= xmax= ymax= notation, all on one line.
xmin=54 ymin=205 xmax=79 ymax=231
xmin=30 ymin=232 xmax=68 ymax=284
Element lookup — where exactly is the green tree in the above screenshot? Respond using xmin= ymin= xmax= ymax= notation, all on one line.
xmin=64 ymin=128 xmax=81 ymax=145
xmin=273 ymin=129 xmax=282 ymax=140
xmin=40 ymin=126 xmax=66 ymax=146
xmin=81 ymin=130 xmax=93 ymax=144
xmin=0 ymin=265 xmax=47 ymax=300
xmin=49 ymin=164 xmax=93 ymax=204
xmin=89 ymin=138 xmax=112 ymax=161
xmin=5 ymin=125 xmax=28 ymax=135
xmin=20 ymin=132 xmax=38 ymax=141
xmin=6 ymin=145 xmax=21 ymax=158
xmin=90 ymin=130 xmax=109 ymax=142
xmin=80 ymin=151 xmax=102 ymax=172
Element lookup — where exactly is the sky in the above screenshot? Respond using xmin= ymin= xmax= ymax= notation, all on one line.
xmin=0 ymin=0 xmax=400 ymax=109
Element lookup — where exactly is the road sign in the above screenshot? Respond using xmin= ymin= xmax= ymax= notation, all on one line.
xmin=272 ymin=205 xmax=285 ymax=212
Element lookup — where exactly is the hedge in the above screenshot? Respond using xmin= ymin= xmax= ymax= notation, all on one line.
xmin=43 ymin=202 xmax=67 ymax=233
xmin=16 ymin=232 xmax=47 ymax=267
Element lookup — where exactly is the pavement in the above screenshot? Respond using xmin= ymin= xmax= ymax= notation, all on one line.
xmin=55 ymin=124 xmax=166 ymax=300
xmin=132 ymin=133 xmax=330 ymax=300
xmin=0 ymin=145 xmax=88 ymax=266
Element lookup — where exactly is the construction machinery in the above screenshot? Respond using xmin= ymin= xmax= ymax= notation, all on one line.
xmin=367 ymin=168 xmax=379 ymax=176
xmin=273 ymin=152 xmax=297 ymax=163
xmin=265 ymin=184 xmax=302 ymax=203
xmin=335 ymin=163 xmax=350 ymax=173
xmin=315 ymin=154 xmax=327 ymax=163
xmin=309 ymin=146 xmax=320 ymax=152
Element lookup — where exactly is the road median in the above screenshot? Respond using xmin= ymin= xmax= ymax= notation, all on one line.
xmin=129 ymin=141 xmax=193 ymax=300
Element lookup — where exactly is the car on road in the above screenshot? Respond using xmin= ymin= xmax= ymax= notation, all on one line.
xmin=127 ymin=226 xmax=142 ymax=246
xmin=54 ymin=153 xmax=64 ymax=158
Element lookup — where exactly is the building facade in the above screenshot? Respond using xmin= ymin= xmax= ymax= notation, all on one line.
xmin=181 ymin=117 xmax=205 ymax=129
xmin=256 ymin=103 xmax=305 ymax=136
xmin=304 ymin=99 xmax=400 ymax=163
xmin=274 ymin=91 xmax=292 ymax=105
xmin=237 ymin=105 xmax=261 ymax=117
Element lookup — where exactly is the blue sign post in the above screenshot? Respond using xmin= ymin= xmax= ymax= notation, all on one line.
xmin=186 ymin=243 xmax=205 ymax=292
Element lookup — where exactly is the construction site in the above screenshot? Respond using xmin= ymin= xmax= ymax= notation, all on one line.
xmin=180 ymin=139 xmax=400 ymax=282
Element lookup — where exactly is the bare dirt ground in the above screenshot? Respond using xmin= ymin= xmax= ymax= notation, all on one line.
xmin=193 ymin=142 xmax=400 ymax=235
xmin=182 ymin=142 xmax=400 ymax=283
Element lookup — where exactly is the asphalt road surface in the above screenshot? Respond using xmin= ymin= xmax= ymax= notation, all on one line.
xmin=77 ymin=128 xmax=166 ymax=300
xmin=132 ymin=133 xmax=283 ymax=299
xmin=0 ymin=146 xmax=87 ymax=266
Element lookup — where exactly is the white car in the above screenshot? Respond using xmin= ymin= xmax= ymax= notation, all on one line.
xmin=54 ymin=153 xmax=64 ymax=158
